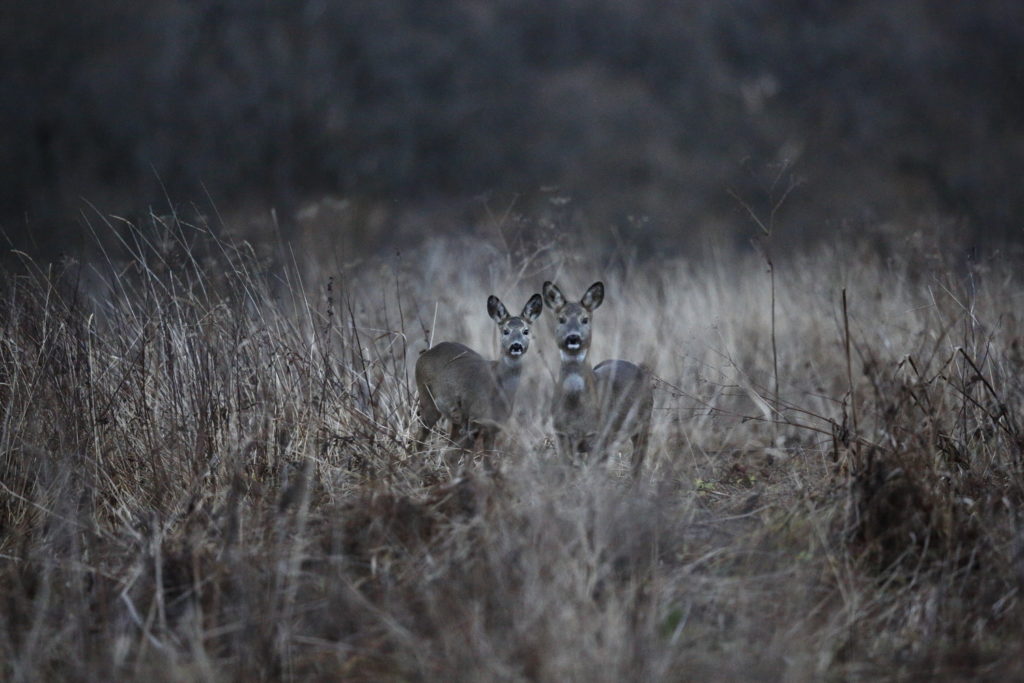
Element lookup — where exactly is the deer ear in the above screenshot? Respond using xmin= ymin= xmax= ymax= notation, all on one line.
xmin=522 ymin=293 xmax=543 ymax=322
xmin=542 ymin=281 xmax=565 ymax=310
xmin=487 ymin=295 xmax=509 ymax=324
xmin=581 ymin=282 xmax=604 ymax=311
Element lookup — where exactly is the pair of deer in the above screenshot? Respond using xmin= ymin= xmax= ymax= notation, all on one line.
xmin=415 ymin=282 xmax=653 ymax=475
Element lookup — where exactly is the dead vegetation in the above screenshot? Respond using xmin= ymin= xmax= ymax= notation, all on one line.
xmin=2 ymin=216 xmax=1024 ymax=680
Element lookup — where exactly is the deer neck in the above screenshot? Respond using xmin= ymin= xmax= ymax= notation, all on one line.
xmin=494 ymin=354 xmax=524 ymax=400
xmin=558 ymin=349 xmax=595 ymax=401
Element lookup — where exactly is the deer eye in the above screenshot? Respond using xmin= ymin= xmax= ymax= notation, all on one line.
xmin=503 ymin=329 xmax=510 ymax=335
xmin=559 ymin=316 xmax=567 ymax=324
xmin=523 ymin=329 xmax=529 ymax=335
xmin=581 ymin=317 xmax=589 ymax=324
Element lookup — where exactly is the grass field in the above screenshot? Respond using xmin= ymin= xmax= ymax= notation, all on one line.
xmin=2 ymin=216 xmax=1024 ymax=680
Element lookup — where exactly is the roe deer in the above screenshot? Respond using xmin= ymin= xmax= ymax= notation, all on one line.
xmin=542 ymin=281 xmax=653 ymax=476
xmin=415 ymin=293 xmax=543 ymax=452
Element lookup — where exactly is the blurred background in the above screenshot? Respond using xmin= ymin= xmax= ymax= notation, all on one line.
xmin=2 ymin=0 xmax=1022 ymax=258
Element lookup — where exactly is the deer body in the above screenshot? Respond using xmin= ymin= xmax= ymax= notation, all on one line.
xmin=416 ymin=294 xmax=542 ymax=451
xmin=594 ymin=359 xmax=654 ymax=476
xmin=543 ymin=281 xmax=653 ymax=475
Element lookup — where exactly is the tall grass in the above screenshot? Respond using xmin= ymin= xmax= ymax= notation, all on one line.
xmin=2 ymin=216 xmax=1023 ymax=680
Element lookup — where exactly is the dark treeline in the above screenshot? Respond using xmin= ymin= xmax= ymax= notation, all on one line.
xmin=2 ymin=0 xmax=1022 ymax=252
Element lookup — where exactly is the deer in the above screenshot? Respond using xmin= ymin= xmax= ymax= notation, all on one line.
xmin=542 ymin=281 xmax=653 ymax=477
xmin=415 ymin=293 xmax=543 ymax=453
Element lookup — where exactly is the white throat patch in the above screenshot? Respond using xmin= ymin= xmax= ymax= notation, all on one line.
xmin=562 ymin=374 xmax=586 ymax=394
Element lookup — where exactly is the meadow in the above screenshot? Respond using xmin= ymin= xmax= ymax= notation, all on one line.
xmin=2 ymin=215 xmax=1023 ymax=680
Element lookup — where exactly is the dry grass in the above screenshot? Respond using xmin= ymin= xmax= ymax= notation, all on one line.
xmin=2 ymin=215 xmax=1024 ymax=681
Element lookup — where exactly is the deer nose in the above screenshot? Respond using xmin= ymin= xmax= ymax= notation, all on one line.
xmin=565 ymin=334 xmax=582 ymax=348
xmin=509 ymin=342 xmax=524 ymax=355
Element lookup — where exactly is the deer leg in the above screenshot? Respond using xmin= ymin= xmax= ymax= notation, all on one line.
xmin=555 ymin=433 xmax=573 ymax=461
xmin=480 ymin=426 xmax=498 ymax=453
xmin=631 ymin=429 xmax=649 ymax=478
xmin=416 ymin=392 xmax=442 ymax=450
xmin=448 ymin=419 xmax=464 ymax=446
xmin=630 ymin=399 xmax=653 ymax=478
